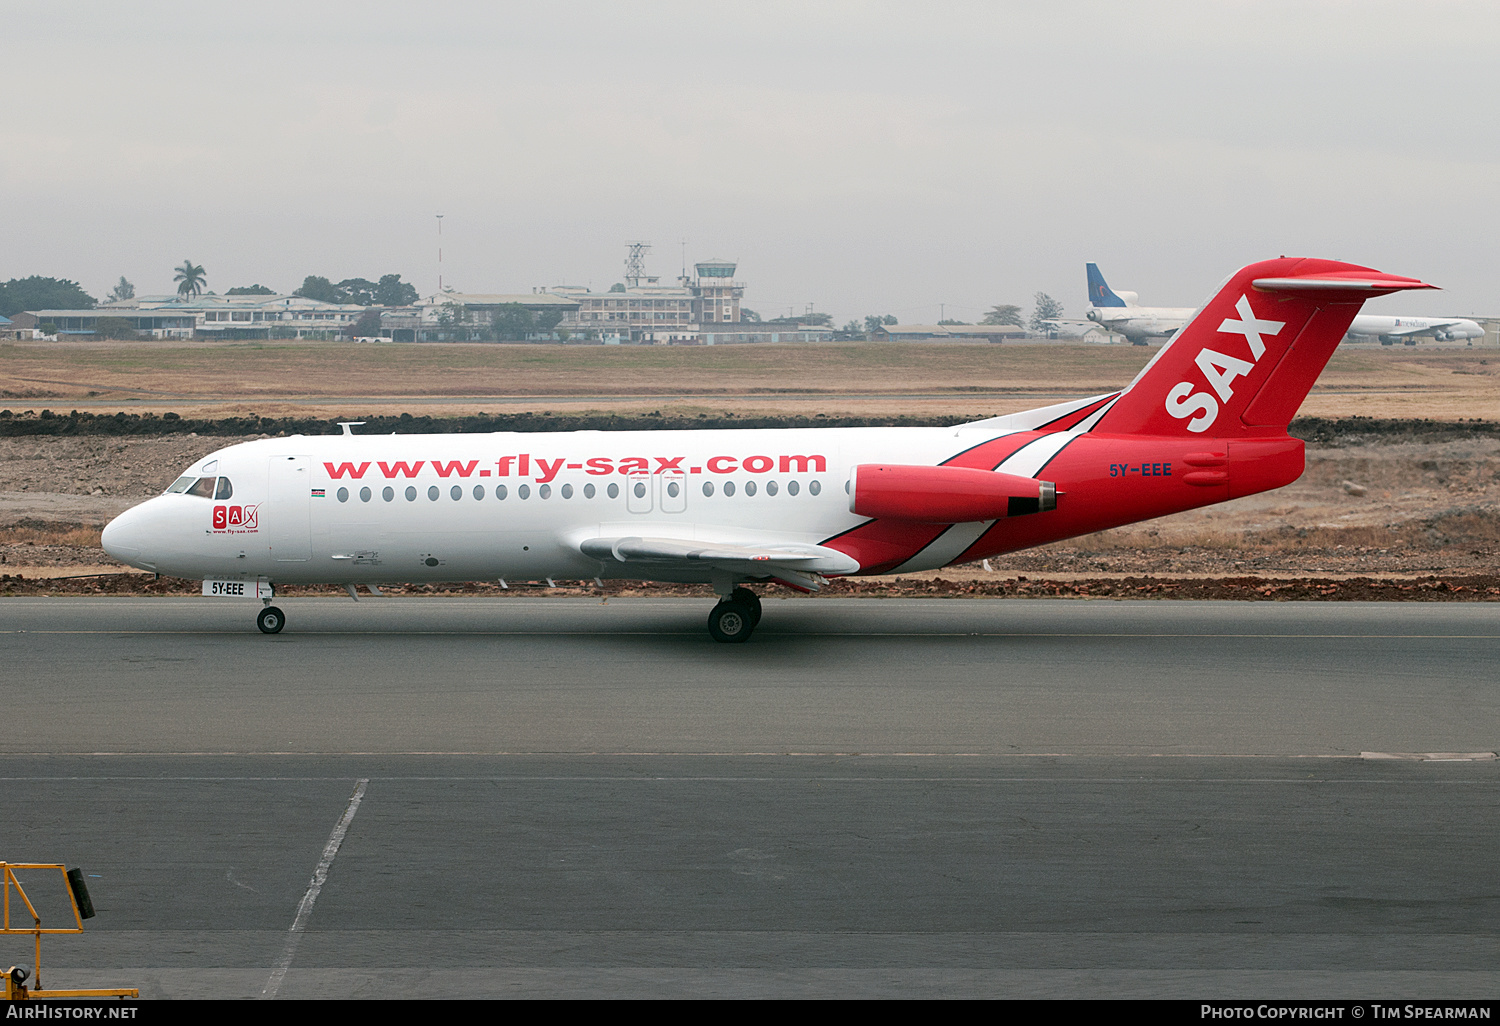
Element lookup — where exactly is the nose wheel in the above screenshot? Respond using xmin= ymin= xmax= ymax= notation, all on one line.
xmin=257 ymin=605 xmax=286 ymax=634
xmin=708 ymin=588 xmax=761 ymax=643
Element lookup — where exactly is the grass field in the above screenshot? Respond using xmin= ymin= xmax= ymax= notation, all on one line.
xmin=4 ymin=338 xmax=1499 ymax=421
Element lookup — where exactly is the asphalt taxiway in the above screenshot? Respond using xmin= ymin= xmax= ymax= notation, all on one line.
xmin=2 ymin=598 xmax=1497 ymax=998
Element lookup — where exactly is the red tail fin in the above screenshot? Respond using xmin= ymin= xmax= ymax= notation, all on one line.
xmin=1094 ymin=258 xmax=1435 ymax=438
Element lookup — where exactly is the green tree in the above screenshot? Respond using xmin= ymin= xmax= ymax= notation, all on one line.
xmin=982 ymin=304 xmax=1023 ymax=327
xmin=937 ymin=319 xmax=969 ymax=325
xmin=608 ymin=283 xmax=626 ymax=293
xmin=335 ymin=278 xmax=380 ymax=305
xmin=373 ymin=274 xmax=418 ymax=306
xmin=864 ymin=314 xmax=897 ymax=334
xmin=740 ymin=308 xmax=762 ymax=322
xmin=0 ymin=276 xmax=96 ymax=317
xmin=173 ymin=260 xmax=206 ymax=299
xmin=490 ymin=303 xmax=535 ymax=341
xmin=1029 ymin=292 xmax=1064 ymax=332
xmin=227 ymin=284 xmax=276 ymax=296
xmin=840 ymin=319 xmax=862 ymax=338
xmin=293 ymin=275 xmax=344 ymax=303
xmin=348 ymin=309 xmax=383 ymax=337
xmin=92 ymin=316 xmax=139 ymax=340
xmin=106 ymin=277 xmax=135 ymax=303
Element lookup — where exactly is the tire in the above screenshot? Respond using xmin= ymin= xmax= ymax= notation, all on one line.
xmin=731 ymin=588 xmax=762 ymax=625
xmin=707 ymin=600 xmax=755 ymax=643
xmin=257 ymin=606 xmax=286 ymax=634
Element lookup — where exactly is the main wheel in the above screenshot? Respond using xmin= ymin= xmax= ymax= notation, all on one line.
xmin=257 ymin=606 xmax=286 ymax=634
xmin=731 ymin=587 xmax=762 ymax=625
xmin=707 ymin=600 xmax=755 ymax=643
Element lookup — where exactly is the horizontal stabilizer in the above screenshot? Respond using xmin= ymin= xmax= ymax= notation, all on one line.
xmin=1252 ymin=273 xmax=1437 ymax=297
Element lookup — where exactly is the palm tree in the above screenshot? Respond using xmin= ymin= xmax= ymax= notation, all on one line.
xmin=174 ymin=260 xmax=206 ymax=299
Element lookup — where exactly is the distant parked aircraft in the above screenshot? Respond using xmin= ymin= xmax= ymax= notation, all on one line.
xmin=1083 ymin=263 xmax=1195 ymax=344
xmin=1344 ymin=314 xmax=1484 ymax=345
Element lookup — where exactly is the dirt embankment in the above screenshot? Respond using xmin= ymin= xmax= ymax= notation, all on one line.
xmin=4 ymin=417 xmax=1500 ymax=598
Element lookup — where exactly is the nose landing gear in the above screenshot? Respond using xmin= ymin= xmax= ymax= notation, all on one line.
xmin=257 ymin=604 xmax=285 ymax=634
xmin=707 ymin=587 xmax=762 ymax=643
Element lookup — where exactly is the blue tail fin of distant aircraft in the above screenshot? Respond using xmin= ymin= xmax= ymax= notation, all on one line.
xmin=1086 ymin=263 xmax=1127 ymax=307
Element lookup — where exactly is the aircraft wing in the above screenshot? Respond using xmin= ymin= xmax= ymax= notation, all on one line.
xmin=578 ymin=535 xmax=860 ymax=584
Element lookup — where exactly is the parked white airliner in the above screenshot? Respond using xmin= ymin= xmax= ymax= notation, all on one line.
xmin=1082 ymin=262 xmax=1196 ymax=344
xmin=1345 ymin=314 xmax=1484 ymax=345
xmin=102 ymin=257 xmax=1434 ymax=642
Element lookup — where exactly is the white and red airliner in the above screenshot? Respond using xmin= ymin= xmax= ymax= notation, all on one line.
xmin=102 ymin=258 xmax=1433 ymax=641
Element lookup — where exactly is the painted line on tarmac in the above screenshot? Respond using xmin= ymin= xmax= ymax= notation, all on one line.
xmin=4 ymin=629 xmax=1500 ymax=639
xmin=2 ymin=774 xmax=1495 ymax=785
xmin=261 ymin=777 xmax=368 ymax=1001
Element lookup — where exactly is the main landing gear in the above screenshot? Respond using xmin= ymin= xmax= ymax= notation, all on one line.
xmin=708 ymin=587 xmax=762 ymax=643
xmin=257 ymin=605 xmax=286 ymax=634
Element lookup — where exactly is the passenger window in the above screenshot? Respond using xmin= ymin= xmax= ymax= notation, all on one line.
xmin=496 ymin=484 xmax=507 ymax=499
xmin=745 ymin=481 xmax=757 ymax=496
xmin=766 ymin=481 xmax=778 ymax=496
xmin=214 ymin=477 xmax=234 ymax=500
xmin=360 ymin=486 xmax=371 ymax=502
xmin=405 ymin=486 xmax=417 ymax=501
xmin=584 ymin=483 xmax=595 ymax=498
xmin=607 ymin=483 xmax=619 ymax=498
xmin=337 ymin=487 xmax=349 ymax=502
xmin=473 ymin=485 xmax=485 ymax=500
xmin=787 ymin=481 xmax=799 ymax=496
xmin=428 ymin=485 xmax=439 ymax=501
xmin=702 ymin=481 xmax=714 ymax=497
xmin=561 ymin=483 xmax=573 ymax=499
xmin=724 ymin=481 xmax=735 ymax=496
xmin=539 ymin=484 xmax=551 ymax=499
xmin=383 ymin=486 xmax=394 ymax=502
xmin=810 ymin=480 xmax=822 ymax=496
xmin=166 ymin=476 xmax=195 ymax=494
xmin=450 ymin=485 xmax=462 ymax=501
xmin=518 ymin=484 xmax=530 ymax=499
xmin=187 ymin=477 xmax=217 ymax=498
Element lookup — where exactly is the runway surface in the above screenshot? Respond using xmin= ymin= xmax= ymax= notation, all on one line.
xmin=2 ymin=598 xmax=1497 ymax=998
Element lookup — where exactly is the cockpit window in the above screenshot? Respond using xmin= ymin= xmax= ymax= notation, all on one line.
xmin=214 ymin=477 xmax=233 ymax=500
xmin=166 ymin=476 xmax=196 ymax=494
xmin=186 ymin=477 xmax=217 ymax=498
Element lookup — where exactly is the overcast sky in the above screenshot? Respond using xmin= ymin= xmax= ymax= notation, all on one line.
xmin=3 ymin=1 xmax=1496 ymax=321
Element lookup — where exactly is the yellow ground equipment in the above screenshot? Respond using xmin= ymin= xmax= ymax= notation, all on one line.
xmin=2 ymin=862 xmax=137 ymax=1000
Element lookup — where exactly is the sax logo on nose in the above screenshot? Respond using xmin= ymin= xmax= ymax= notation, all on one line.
xmin=212 ymin=504 xmax=259 ymax=532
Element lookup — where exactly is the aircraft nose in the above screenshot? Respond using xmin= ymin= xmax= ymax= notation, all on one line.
xmin=101 ymin=503 xmax=155 ymax=569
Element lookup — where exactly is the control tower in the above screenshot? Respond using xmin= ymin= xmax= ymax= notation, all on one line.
xmin=691 ymin=260 xmax=742 ymax=324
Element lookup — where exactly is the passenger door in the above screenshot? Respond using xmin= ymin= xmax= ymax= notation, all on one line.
xmin=266 ymin=455 xmax=312 ymax=561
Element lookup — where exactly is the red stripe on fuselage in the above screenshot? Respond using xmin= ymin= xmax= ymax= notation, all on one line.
xmin=821 ymin=431 xmax=1044 ymax=573
xmin=1035 ymin=393 xmax=1119 ymax=432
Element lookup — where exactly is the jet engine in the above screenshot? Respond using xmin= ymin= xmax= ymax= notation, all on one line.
xmin=849 ymin=464 xmax=1058 ymax=522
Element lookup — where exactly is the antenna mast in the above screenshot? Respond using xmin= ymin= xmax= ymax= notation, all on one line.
xmin=624 ymin=241 xmax=651 ymax=288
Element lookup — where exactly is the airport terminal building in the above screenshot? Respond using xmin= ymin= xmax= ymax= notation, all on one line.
xmin=11 ymin=293 xmax=370 ymax=340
